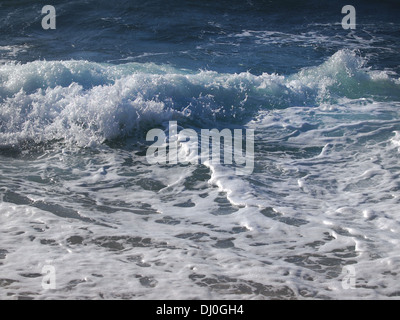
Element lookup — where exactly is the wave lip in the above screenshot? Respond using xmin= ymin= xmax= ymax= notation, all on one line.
xmin=0 ymin=50 xmax=399 ymax=148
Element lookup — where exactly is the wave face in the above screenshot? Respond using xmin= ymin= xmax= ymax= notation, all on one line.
xmin=1 ymin=1 xmax=400 ymax=300
xmin=1 ymin=50 xmax=399 ymax=147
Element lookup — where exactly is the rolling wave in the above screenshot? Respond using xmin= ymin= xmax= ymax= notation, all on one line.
xmin=0 ymin=50 xmax=399 ymax=147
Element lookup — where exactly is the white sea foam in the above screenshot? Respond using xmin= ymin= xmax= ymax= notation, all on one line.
xmin=231 ymin=29 xmax=398 ymax=54
xmin=1 ymin=51 xmax=400 ymax=299
xmin=0 ymin=50 xmax=398 ymax=149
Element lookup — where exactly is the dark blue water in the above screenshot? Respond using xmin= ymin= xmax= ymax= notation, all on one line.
xmin=1 ymin=0 xmax=400 ymax=74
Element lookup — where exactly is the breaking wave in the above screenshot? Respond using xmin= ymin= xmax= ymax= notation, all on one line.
xmin=0 ymin=50 xmax=399 ymax=147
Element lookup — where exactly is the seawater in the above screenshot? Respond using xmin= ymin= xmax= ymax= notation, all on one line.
xmin=0 ymin=0 xmax=400 ymax=299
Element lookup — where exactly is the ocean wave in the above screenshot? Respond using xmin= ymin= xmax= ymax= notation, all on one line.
xmin=0 ymin=50 xmax=399 ymax=148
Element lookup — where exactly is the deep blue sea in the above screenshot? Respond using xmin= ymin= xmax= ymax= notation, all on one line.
xmin=1 ymin=0 xmax=400 ymax=299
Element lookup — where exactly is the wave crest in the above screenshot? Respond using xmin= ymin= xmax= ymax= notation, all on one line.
xmin=0 ymin=50 xmax=399 ymax=147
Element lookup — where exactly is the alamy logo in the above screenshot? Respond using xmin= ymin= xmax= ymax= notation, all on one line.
xmin=146 ymin=121 xmax=254 ymax=175
xmin=341 ymin=265 xmax=356 ymax=290
xmin=41 ymin=5 xmax=56 ymax=30
xmin=342 ymin=5 xmax=356 ymax=30
xmin=41 ymin=261 xmax=56 ymax=290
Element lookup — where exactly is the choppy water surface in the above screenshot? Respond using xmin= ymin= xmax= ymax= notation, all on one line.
xmin=1 ymin=0 xmax=400 ymax=299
